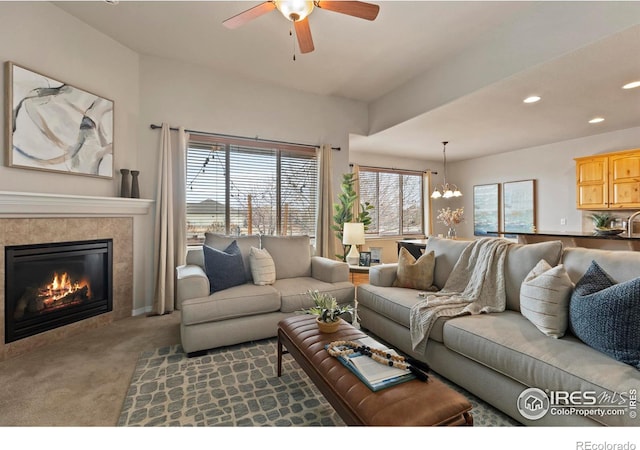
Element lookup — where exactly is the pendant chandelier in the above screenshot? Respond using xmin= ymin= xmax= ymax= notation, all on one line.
xmin=431 ymin=141 xmax=462 ymax=199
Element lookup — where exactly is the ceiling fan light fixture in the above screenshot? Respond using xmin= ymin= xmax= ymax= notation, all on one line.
xmin=275 ymin=0 xmax=315 ymax=21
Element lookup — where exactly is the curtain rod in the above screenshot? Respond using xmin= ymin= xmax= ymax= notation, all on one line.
xmin=149 ymin=124 xmax=340 ymax=151
xmin=350 ymin=163 xmax=437 ymax=175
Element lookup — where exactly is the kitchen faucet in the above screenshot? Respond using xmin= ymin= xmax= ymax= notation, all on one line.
xmin=627 ymin=211 xmax=640 ymax=238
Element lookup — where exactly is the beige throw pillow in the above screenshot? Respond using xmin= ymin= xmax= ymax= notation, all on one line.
xmin=392 ymin=247 xmax=436 ymax=291
xmin=249 ymin=247 xmax=276 ymax=285
xmin=520 ymin=259 xmax=574 ymax=338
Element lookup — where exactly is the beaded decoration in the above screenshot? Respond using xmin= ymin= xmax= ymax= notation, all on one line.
xmin=327 ymin=340 xmax=430 ymax=381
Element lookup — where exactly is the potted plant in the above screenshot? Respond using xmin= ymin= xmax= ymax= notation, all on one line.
xmin=331 ymin=172 xmax=374 ymax=261
xmin=589 ymin=212 xmax=613 ymax=230
xmin=300 ymin=289 xmax=354 ymax=333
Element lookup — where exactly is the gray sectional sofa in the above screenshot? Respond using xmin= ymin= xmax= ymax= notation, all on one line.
xmin=357 ymin=236 xmax=640 ymax=426
xmin=177 ymin=233 xmax=354 ymax=354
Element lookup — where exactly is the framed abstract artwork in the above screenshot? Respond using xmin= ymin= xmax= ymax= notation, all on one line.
xmin=5 ymin=62 xmax=113 ymax=178
xmin=473 ymin=183 xmax=500 ymax=236
xmin=503 ymin=179 xmax=536 ymax=235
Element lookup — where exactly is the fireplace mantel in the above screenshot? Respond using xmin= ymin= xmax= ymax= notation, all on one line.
xmin=0 ymin=191 xmax=153 ymax=217
xmin=0 ymin=191 xmax=155 ymax=361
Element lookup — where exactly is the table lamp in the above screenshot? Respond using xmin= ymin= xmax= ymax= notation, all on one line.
xmin=343 ymin=222 xmax=365 ymax=266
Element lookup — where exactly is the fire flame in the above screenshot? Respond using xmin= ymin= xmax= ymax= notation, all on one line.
xmin=43 ymin=272 xmax=91 ymax=306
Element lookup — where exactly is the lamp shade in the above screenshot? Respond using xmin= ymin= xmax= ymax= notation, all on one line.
xmin=342 ymin=222 xmax=365 ymax=245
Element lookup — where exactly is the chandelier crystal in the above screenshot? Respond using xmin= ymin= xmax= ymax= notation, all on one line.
xmin=431 ymin=141 xmax=462 ymax=199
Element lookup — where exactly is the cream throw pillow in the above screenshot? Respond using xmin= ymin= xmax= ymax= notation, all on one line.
xmin=392 ymin=247 xmax=436 ymax=291
xmin=249 ymin=247 xmax=276 ymax=285
xmin=520 ymin=259 xmax=574 ymax=338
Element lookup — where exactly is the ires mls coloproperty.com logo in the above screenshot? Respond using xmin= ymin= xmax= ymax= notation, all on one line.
xmin=517 ymin=387 xmax=637 ymax=421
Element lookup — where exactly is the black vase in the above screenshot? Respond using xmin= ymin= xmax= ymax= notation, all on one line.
xmin=131 ymin=170 xmax=140 ymax=199
xmin=120 ymin=169 xmax=130 ymax=198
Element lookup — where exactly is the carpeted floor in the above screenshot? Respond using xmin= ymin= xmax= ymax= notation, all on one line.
xmin=118 ymin=338 xmax=521 ymax=427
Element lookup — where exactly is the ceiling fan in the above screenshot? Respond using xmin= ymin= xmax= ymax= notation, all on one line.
xmin=222 ymin=1 xmax=380 ymax=55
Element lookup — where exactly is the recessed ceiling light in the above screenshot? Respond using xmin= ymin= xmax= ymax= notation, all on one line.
xmin=589 ymin=117 xmax=605 ymax=124
xmin=623 ymin=81 xmax=640 ymax=90
xmin=523 ymin=96 xmax=541 ymax=104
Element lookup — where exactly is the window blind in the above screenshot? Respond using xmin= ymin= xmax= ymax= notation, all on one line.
xmin=186 ymin=136 xmax=317 ymax=245
xmin=358 ymin=167 xmax=423 ymax=236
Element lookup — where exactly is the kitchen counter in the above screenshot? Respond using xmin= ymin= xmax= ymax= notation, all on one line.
xmin=487 ymin=230 xmax=640 ymax=251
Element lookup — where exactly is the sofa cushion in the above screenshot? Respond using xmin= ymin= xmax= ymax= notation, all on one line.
xmin=204 ymin=233 xmax=259 ymax=281
xmin=569 ymin=261 xmax=640 ymax=369
xmin=520 ymin=260 xmax=574 ymax=338
xmin=356 ymin=283 xmax=448 ymax=343
xmin=261 ymin=235 xmax=312 ymax=279
xmin=274 ymin=277 xmax=354 ymax=313
xmin=249 ymin=247 xmax=276 ymax=285
xmin=424 ymin=237 xmax=472 ymax=290
xmin=562 ymin=247 xmax=640 ymax=285
xmin=180 ymin=283 xmax=280 ymax=325
xmin=392 ymin=248 xmax=436 ymax=291
xmin=504 ymin=240 xmax=563 ymax=312
xmin=442 ymin=311 xmax=640 ymax=426
xmin=203 ymin=241 xmax=247 ymax=293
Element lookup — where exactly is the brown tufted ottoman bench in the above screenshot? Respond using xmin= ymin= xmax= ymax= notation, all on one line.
xmin=277 ymin=315 xmax=473 ymax=426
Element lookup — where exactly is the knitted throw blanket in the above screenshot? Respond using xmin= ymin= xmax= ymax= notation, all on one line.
xmin=409 ymin=237 xmax=513 ymax=354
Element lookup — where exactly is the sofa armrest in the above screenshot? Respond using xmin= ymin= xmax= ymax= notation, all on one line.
xmin=311 ymin=256 xmax=349 ymax=283
xmin=176 ymin=264 xmax=210 ymax=309
xmin=369 ymin=263 xmax=398 ymax=287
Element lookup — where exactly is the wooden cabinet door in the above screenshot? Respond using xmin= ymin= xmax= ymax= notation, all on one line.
xmin=575 ymin=156 xmax=608 ymax=209
xmin=609 ymin=150 xmax=640 ymax=208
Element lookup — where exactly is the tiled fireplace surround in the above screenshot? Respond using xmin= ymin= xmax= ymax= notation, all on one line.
xmin=0 ymin=191 xmax=153 ymax=362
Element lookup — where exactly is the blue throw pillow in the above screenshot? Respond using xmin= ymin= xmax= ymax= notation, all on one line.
xmin=203 ymin=240 xmax=247 ymax=293
xmin=569 ymin=261 xmax=640 ymax=369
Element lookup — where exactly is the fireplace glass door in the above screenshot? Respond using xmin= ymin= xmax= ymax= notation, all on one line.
xmin=5 ymin=239 xmax=113 ymax=343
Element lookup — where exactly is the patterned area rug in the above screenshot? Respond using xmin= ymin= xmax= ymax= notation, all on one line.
xmin=118 ymin=338 xmax=521 ymax=427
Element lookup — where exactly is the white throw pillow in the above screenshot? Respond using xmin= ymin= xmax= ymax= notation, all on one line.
xmin=249 ymin=247 xmax=276 ymax=285
xmin=520 ymin=259 xmax=574 ymax=338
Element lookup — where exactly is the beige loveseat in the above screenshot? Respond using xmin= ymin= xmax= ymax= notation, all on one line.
xmin=176 ymin=233 xmax=354 ymax=355
xmin=357 ymin=237 xmax=640 ymax=427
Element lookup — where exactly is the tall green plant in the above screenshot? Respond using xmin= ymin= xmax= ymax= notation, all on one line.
xmin=331 ymin=172 xmax=373 ymax=261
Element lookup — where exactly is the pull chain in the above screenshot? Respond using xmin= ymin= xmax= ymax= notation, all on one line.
xmin=290 ymin=26 xmax=296 ymax=61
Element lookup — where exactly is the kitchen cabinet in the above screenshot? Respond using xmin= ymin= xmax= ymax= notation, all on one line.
xmin=575 ymin=148 xmax=640 ymax=209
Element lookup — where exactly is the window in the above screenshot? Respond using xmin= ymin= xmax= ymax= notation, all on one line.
xmin=358 ymin=167 xmax=424 ymax=236
xmin=186 ymin=135 xmax=317 ymax=245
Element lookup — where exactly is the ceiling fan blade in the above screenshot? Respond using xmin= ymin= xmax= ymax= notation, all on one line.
xmin=315 ymin=1 xmax=380 ymax=21
xmin=294 ymin=18 xmax=315 ymax=54
xmin=222 ymin=1 xmax=276 ymax=29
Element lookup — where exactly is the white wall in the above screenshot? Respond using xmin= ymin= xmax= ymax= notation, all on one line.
xmin=449 ymin=127 xmax=640 ymax=239
xmin=138 ymin=55 xmax=368 ymax=207
xmin=0 ymin=2 xmax=139 ymax=196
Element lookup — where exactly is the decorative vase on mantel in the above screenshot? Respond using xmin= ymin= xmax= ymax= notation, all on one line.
xmin=120 ymin=169 xmax=130 ymax=198
xmin=130 ymin=170 xmax=140 ymax=199
xmin=447 ymin=227 xmax=457 ymax=239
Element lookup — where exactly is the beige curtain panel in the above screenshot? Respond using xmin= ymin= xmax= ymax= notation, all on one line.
xmin=314 ymin=144 xmax=334 ymax=258
xmin=152 ymin=123 xmax=188 ymax=315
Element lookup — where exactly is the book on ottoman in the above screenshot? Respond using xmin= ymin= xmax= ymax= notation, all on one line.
xmin=327 ymin=336 xmax=415 ymax=391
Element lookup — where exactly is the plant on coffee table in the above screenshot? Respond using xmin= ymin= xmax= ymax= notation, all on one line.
xmin=301 ymin=290 xmax=353 ymax=333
